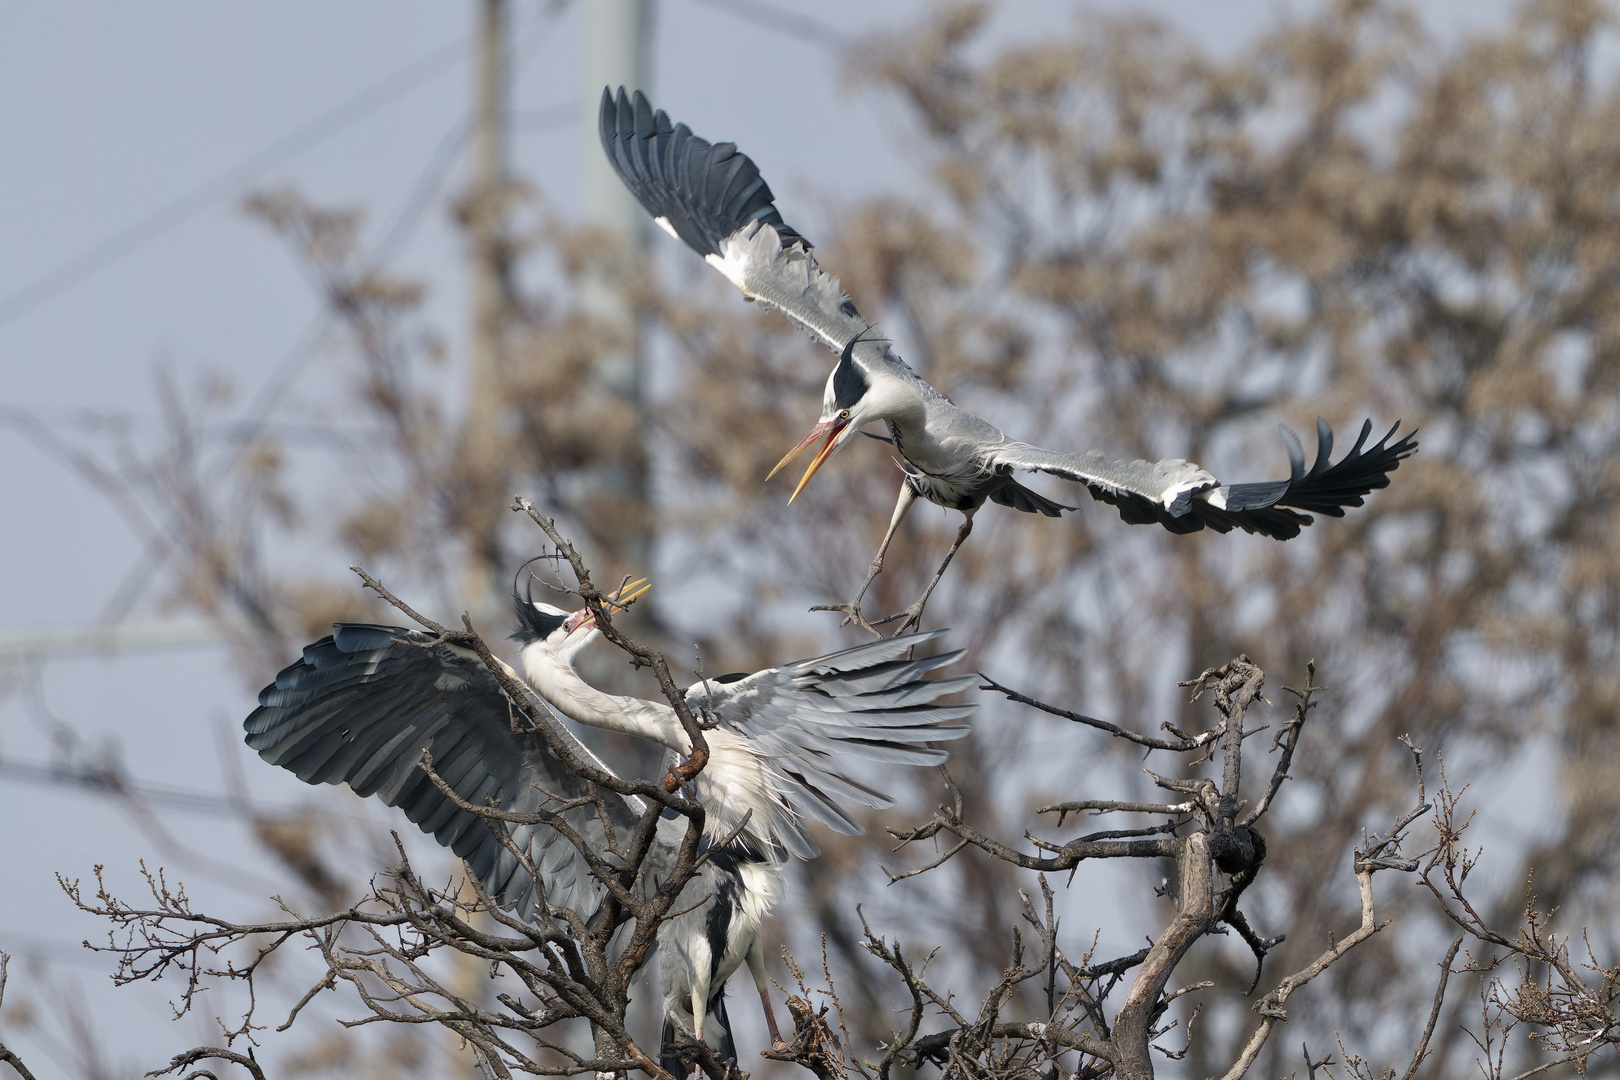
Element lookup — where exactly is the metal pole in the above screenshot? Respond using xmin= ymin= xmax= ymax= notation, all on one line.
xmin=582 ymin=8 xmax=656 ymax=1065
xmin=463 ymin=0 xmax=510 ymax=622
xmin=583 ymin=0 xmax=652 ymax=282
xmin=449 ymin=7 xmax=509 ymax=1076
xmin=581 ymin=0 xmax=653 ymax=582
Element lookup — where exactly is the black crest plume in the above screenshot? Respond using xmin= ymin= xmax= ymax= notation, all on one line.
xmin=510 ymin=556 xmax=568 ymax=645
xmin=833 ymin=327 xmax=876 ymax=410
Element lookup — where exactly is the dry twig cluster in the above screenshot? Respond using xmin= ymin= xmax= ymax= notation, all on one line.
xmin=8 ymin=2 xmax=1620 ymax=1077
xmin=12 ymin=517 xmax=1610 ymax=1080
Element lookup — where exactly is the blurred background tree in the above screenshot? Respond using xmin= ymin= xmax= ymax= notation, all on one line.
xmin=5 ymin=1 xmax=1620 ymax=1077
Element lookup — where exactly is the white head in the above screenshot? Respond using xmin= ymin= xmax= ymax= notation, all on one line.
xmin=766 ymin=330 xmax=918 ymax=502
xmin=510 ymin=597 xmax=599 ymax=665
xmin=509 ymin=565 xmax=651 ymax=668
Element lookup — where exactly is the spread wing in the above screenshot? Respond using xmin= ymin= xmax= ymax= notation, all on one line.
xmin=244 ymin=624 xmax=640 ymax=922
xmin=684 ymin=630 xmax=974 ymax=860
xmin=599 ymin=86 xmax=886 ymax=367
xmin=993 ymin=419 xmax=1417 ymax=540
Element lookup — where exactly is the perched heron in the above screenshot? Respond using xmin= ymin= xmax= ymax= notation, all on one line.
xmin=598 ymin=88 xmax=1419 ymax=633
xmin=242 ymin=578 xmax=973 ymax=1074
xmin=507 ymin=576 xmax=973 ymax=1066
xmin=244 ymin=626 xmax=753 ymax=1073
xmin=511 ymin=576 xmax=974 ymax=862
xmin=244 ymin=620 xmax=637 ymax=921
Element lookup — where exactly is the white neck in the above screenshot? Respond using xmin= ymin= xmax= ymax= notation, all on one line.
xmin=864 ymin=372 xmax=928 ymax=434
xmin=520 ymin=643 xmax=690 ymax=753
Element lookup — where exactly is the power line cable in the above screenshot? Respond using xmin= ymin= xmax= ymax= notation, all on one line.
xmin=0 ymin=932 xmax=108 ymax=969
xmin=512 ymin=101 xmax=580 ymax=132
xmin=92 ymin=0 xmax=579 ymax=628
xmin=0 ymin=754 xmax=280 ymax=818
xmin=0 ymin=36 xmax=474 ymax=329
xmin=680 ymin=0 xmax=849 ymax=51
xmin=206 ymin=0 xmax=578 ymax=502
xmin=208 ymin=0 xmax=577 ymax=473
xmin=0 ymin=0 xmax=577 ymax=628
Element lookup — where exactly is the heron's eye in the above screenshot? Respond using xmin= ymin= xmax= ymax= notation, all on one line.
xmin=838 ymin=409 xmax=851 ymax=420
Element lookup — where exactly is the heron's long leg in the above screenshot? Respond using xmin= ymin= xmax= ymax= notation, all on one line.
xmin=813 ymin=482 xmax=918 ymax=638
xmin=862 ymin=483 xmax=921 ymax=602
xmin=690 ymin=981 xmax=709 ymax=1080
xmin=875 ymin=510 xmax=975 ymax=637
xmin=746 ymin=936 xmax=788 ymax=1051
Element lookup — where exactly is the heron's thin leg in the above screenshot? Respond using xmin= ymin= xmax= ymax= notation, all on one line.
xmin=813 ymin=482 xmax=918 ymax=638
xmin=690 ymin=984 xmax=708 ymax=1080
xmin=862 ymin=483 xmax=920 ymax=603
xmin=875 ymin=511 xmax=974 ymax=637
xmin=746 ymin=936 xmax=788 ymax=1051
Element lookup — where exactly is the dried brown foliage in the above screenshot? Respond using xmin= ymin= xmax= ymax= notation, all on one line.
xmin=20 ymin=1 xmax=1620 ymax=1078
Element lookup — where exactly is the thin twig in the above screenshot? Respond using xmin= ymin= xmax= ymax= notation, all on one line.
xmin=978 ymin=674 xmax=1214 ymax=751
xmin=1401 ymin=933 xmax=1464 ymax=1080
xmin=0 ymin=953 xmax=39 ymax=1080
xmin=148 ymin=1047 xmax=268 ymax=1080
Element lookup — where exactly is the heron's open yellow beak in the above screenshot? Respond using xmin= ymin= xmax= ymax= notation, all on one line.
xmin=565 ymin=577 xmax=651 ymax=633
xmin=608 ymin=577 xmax=652 ymax=610
xmin=767 ymin=418 xmax=849 ymax=504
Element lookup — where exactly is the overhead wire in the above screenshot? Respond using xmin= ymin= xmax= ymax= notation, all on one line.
xmin=0 ymin=754 xmax=285 ymax=818
xmin=679 ymin=0 xmax=850 ymax=51
xmin=0 ymin=659 xmax=290 ymax=817
xmin=91 ymin=0 xmax=579 ymax=627
xmin=21 ymin=0 xmax=819 ymax=631
xmin=9 ymin=7 xmax=578 ymax=629
xmin=0 ymin=36 xmax=472 ymax=329
xmin=220 ymin=0 xmax=577 ymax=489
xmin=0 ymin=931 xmax=109 ymax=969
xmin=2 ymin=0 xmax=857 ymax=980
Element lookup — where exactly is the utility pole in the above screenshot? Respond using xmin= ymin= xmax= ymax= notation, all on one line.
xmin=462 ymin=0 xmax=510 ymax=623
xmin=449 ymin=6 xmax=509 ymax=1078
xmin=582 ymin=9 xmax=656 ymax=1068
xmin=582 ymin=0 xmax=653 ymax=584
xmin=583 ymin=0 xmax=652 ymax=266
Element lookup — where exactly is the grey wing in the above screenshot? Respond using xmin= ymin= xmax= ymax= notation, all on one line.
xmin=598 ymin=87 xmax=875 ymax=361
xmin=687 ymin=630 xmax=973 ymax=855
xmin=993 ymin=419 xmax=1417 ymax=541
xmin=244 ymin=624 xmax=640 ymax=922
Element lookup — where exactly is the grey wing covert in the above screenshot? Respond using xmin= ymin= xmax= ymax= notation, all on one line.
xmin=244 ymin=624 xmax=639 ymax=922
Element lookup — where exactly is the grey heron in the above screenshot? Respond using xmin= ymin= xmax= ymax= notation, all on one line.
xmin=242 ymin=616 xmax=769 ymax=1074
xmin=598 ymin=88 xmax=1419 ymax=633
xmin=508 ymin=577 xmax=973 ymax=1064
xmin=242 ymin=578 xmax=973 ymax=1074
xmin=244 ymin=621 xmax=636 ymax=922
xmin=511 ymin=579 xmax=975 ymax=862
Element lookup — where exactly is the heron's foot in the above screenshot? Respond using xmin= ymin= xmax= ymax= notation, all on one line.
xmin=871 ymin=599 xmax=929 ymax=637
xmin=772 ymin=1039 xmax=790 ymax=1054
xmin=810 ymin=601 xmax=882 ymax=639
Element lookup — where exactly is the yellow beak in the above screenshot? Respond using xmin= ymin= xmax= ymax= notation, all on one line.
xmin=767 ymin=418 xmax=848 ymax=504
xmin=608 ymin=577 xmax=652 ymax=610
xmin=568 ymin=577 xmax=652 ymax=633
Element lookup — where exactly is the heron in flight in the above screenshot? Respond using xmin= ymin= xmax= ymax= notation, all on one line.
xmin=508 ymin=571 xmax=973 ymax=1069
xmin=598 ymin=88 xmax=1419 ymax=634
xmin=243 ymin=575 xmax=973 ymax=1075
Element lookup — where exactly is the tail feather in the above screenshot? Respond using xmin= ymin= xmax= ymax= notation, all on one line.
xmin=989 ymin=477 xmax=1076 ymax=517
xmin=660 ymin=1019 xmax=683 ymax=1079
xmin=712 ymin=984 xmax=737 ymax=1066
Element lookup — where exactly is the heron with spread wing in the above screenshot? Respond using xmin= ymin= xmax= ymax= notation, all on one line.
xmin=244 ymin=574 xmax=973 ymax=1076
xmin=598 ymin=87 xmax=1418 ymax=635
xmin=508 ymin=571 xmax=972 ymax=1069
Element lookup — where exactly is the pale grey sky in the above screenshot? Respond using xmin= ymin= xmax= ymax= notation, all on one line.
xmin=0 ymin=2 xmax=1523 ymax=1074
